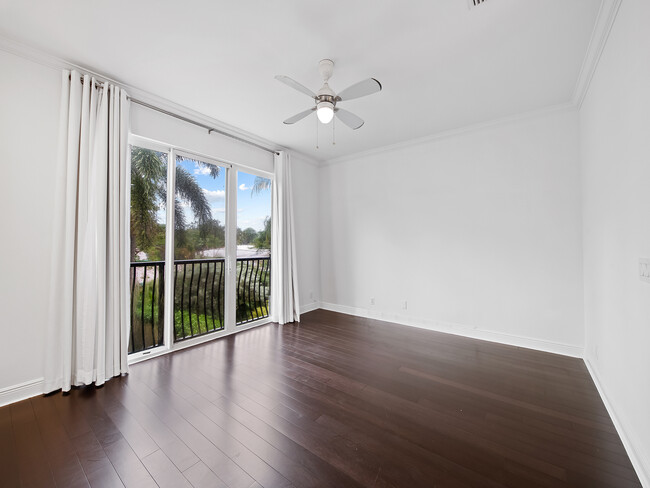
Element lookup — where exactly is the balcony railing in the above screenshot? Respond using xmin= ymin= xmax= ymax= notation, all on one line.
xmin=129 ymin=256 xmax=271 ymax=354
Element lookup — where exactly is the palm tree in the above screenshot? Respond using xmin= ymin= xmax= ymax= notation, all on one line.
xmin=130 ymin=147 xmax=216 ymax=261
xmin=251 ymin=176 xmax=271 ymax=195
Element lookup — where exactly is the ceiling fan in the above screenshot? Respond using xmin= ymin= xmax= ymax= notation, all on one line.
xmin=276 ymin=59 xmax=382 ymax=130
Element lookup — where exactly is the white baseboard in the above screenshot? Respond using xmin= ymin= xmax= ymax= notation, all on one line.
xmin=585 ymin=359 xmax=650 ymax=488
xmin=0 ymin=378 xmax=44 ymax=407
xmin=300 ymin=301 xmax=321 ymax=315
xmin=317 ymin=301 xmax=584 ymax=358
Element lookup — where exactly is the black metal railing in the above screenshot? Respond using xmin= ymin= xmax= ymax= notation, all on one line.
xmin=129 ymin=261 xmax=165 ymax=354
xmin=129 ymin=256 xmax=270 ymax=354
xmin=236 ymin=257 xmax=271 ymax=326
xmin=174 ymin=258 xmax=225 ymax=341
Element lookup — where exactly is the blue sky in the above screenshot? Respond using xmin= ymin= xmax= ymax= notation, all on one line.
xmin=175 ymin=158 xmax=271 ymax=232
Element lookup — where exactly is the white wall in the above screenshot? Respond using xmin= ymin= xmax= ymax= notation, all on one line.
xmin=580 ymin=0 xmax=650 ymax=483
xmin=0 ymin=51 xmax=61 ymax=398
xmin=319 ymin=108 xmax=584 ymax=354
xmin=291 ymin=154 xmax=321 ymax=314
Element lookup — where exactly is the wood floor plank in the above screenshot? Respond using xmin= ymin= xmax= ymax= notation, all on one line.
xmin=0 ymin=404 xmax=22 ymax=488
xmin=122 ymin=375 xmax=276 ymax=488
xmin=188 ymin=348 xmax=506 ymax=487
xmin=135 ymin=351 xmax=358 ymax=487
xmin=213 ymin=338 xmax=566 ymax=487
xmin=94 ymin=386 xmax=159 ymax=460
xmin=68 ymin=430 xmax=124 ymax=487
xmin=102 ymin=380 xmax=200 ymax=472
xmin=62 ymin=387 xmax=158 ymax=488
xmin=30 ymin=395 xmax=90 ymax=488
xmin=102 ymin=437 xmax=158 ymax=488
xmin=141 ymin=449 xmax=193 ymax=488
xmin=171 ymin=375 xmax=362 ymax=487
xmin=0 ymin=309 xmax=641 ymax=487
xmin=10 ymin=400 xmax=55 ymax=487
xmin=183 ymin=461 xmax=228 ymax=488
xmin=178 ymin=360 xmax=517 ymax=487
xmin=238 ymin=356 xmax=561 ymax=487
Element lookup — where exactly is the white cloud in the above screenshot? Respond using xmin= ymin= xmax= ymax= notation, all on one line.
xmin=202 ymin=188 xmax=225 ymax=202
xmin=193 ymin=163 xmax=213 ymax=176
xmin=239 ymin=183 xmax=251 ymax=191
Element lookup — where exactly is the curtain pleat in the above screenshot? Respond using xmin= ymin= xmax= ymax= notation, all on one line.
xmin=270 ymin=151 xmax=301 ymax=324
xmin=44 ymin=70 xmax=131 ymax=393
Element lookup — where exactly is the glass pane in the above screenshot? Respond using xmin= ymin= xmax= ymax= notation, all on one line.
xmin=236 ymin=171 xmax=272 ymax=325
xmin=129 ymin=146 xmax=167 ymax=353
xmin=173 ymin=156 xmax=227 ymax=341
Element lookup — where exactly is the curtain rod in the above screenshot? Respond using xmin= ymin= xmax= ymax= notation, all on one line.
xmin=70 ymin=73 xmax=280 ymax=156
xmin=128 ymin=98 xmax=280 ymax=156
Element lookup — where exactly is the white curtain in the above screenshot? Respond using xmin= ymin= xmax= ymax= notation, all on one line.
xmin=44 ymin=70 xmax=131 ymax=393
xmin=270 ymin=151 xmax=301 ymax=324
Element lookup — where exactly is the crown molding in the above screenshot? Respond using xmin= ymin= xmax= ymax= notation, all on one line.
xmin=0 ymin=34 xmax=284 ymax=156
xmin=0 ymin=35 xmax=69 ymax=71
xmin=571 ymin=0 xmax=623 ymax=109
xmin=322 ymin=102 xmax=576 ymax=168
xmin=290 ymin=151 xmax=321 ymax=167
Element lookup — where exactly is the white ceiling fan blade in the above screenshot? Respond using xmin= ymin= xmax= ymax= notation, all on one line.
xmin=335 ymin=108 xmax=364 ymax=130
xmin=275 ymin=75 xmax=316 ymax=99
xmin=337 ymin=78 xmax=382 ymax=101
xmin=283 ymin=107 xmax=316 ymax=124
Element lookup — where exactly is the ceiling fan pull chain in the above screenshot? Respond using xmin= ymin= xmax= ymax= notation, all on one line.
xmin=332 ymin=116 xmax=336 ymax=145
xmin=316 ymin=112 xmax=319 ymax=149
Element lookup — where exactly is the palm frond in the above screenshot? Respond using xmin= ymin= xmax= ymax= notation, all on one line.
xmin=251 ymin=176 xmax=271 ymax=196
xmin=130 ymin=148 xmax=166 ymax=257
xmin=177 ymin=155 xmax=220 ymax=179
xmin=175 ymin=166 xmax=212 ymax=226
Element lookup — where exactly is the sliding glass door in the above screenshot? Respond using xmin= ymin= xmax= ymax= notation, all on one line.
xmin=235 ymin=170 xmax=272 ymax=326
xmin=128 ymin=137 xmax=272 ymax=359
xmin=173 ymin=153 xmax=228 ymax=342
xmin=128 ymin=146 xmax=168 ymax=354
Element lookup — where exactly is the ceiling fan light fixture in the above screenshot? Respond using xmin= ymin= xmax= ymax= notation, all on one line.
xmin=277 ymin=59 xmax=382 ymax=130
xmin=316 ymin=101 xmax=334 ymax=124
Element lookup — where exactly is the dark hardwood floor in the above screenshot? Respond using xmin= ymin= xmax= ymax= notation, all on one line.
xmin=0 ymin=310 xmax=641 ymax=487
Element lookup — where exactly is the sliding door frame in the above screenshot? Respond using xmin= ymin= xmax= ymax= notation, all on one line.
xmin=128 ymin=134 xmax=273 ymax=365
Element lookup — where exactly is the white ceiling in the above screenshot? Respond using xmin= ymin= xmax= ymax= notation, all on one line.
xmin=0 ymin=0 xmax=601 ymax=162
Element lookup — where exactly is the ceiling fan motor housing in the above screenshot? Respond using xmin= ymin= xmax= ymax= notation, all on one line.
xmin=318 ymin=59 xmax=334 ymax=82
xmin=317 ymin=59 xmax=337 ymax=106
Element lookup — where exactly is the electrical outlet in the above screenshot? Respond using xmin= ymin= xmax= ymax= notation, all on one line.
xmin=640 ymin=258 xmax=650 ymax=283
xmin=370 ymin=297 xmax=375 ymax=306
xmin=401 ymin=300 xmax=408 ymax=310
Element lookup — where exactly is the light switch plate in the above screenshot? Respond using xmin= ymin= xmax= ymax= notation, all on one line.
xmin=639 ymin=258 xmax=650 ymax=283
